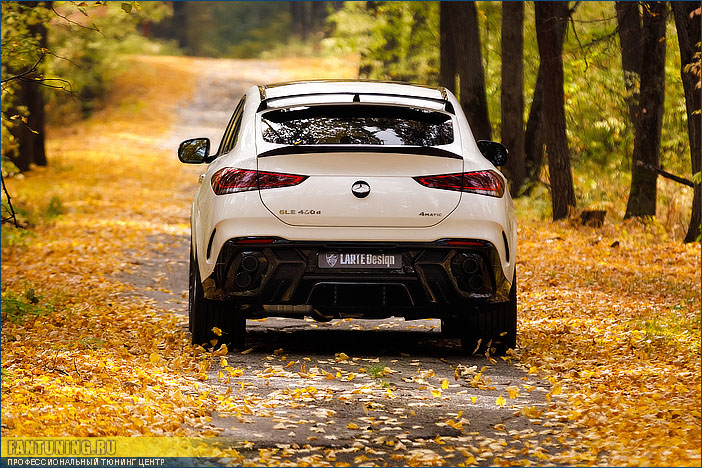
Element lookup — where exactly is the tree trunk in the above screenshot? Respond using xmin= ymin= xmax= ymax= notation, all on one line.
xmin=6 ymin=1 xmax=47 ymax=172
xmin=309 ymin=1 xmax=327 ymax=31
xmin=30 ymin=7 xmax=47 ymax=167
xmin=171 ymin=2 xmax=189 ymax=51
xmin=524 ymin=64 xmax=545 ymax=183
xmin=615 ymin=2 xmax=643 ymax=125
xmin=290 ymin=2 xmax=309 ymax=40
xmin=524 ymin=4 xmax=569 ymax=187
xmin=624 ymin=1 xmax=667 ymax=219
xmin=439 ymin=2 xmax=458 ymax=93
xmin=535 ymin=1 xmax=575 ymax=220
xmin=672 ymin=2 xmax=701 ymax=242
xmin=500 ymin=1 xmax=525 ymax=195
xmin=460 ymin=1 xmax=492 ymax=141
xmin=454 ymin=1 xmax=492 ymax=141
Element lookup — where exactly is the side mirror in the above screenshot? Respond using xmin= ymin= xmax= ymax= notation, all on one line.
xmin=477 ymin=140 xmax=508 ymax=167
xmin=178 ymin=138 xmax=210 ymax=164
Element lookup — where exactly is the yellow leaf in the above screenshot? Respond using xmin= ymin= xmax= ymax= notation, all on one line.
xmin=506 ymin=386 xmax=519 ymax=399
xmin=149 ymin=353 xmax=160 ymax=363
xmin=495 ymin=396 xmax=506 ymax=407
xmin=441 ymin=379 xmax=449 ymax=390
xmin=430 ymin=388 xmax=442 ymax=398
xmin=220 ymin=357 xmax=228 ymax=368
xmin=520 ymin=406 xmax=542 ymax=418
xmin=528 ymin=366 xmax=538 ymax=375
xmin=240 ymin=348 xmax=254 ymax=355
xmin=347 ymin=422 xmax=359 ymax=430
xmin=213 ymin=343 xmax=228 ymax=356
xmin=336 ymin=352 xmax=349 ymax=361
xmin=470 ymin=396 xmax=477 ymax=404
xmin=446 ymin=419 xmax=463 ymax=430
xmin=212 ymin=327 xmax=222 ymax=336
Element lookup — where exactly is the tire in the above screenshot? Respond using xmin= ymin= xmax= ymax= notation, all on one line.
xmin=461 ymin=272 xmax=517 ymax=356
xmin=189 ymin=244 xmax=246 ymax=349
xmin=440 ymin=317 xmax=462 ymax=338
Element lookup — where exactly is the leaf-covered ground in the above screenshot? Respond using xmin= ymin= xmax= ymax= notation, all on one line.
xmin=1 ymin=56 xmax=700 ymax=466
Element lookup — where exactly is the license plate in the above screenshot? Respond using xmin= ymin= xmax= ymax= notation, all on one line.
xmin=318 ymin=252 xmax=402 ymax=269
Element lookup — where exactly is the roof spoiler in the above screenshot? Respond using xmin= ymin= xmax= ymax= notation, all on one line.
xmin=257 ymin=145 xmax=462 ymax=160
xmin=256 ymin=86 xmax=455 ymax=114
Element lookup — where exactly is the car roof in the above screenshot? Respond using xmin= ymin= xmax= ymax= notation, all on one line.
xmin=257 ymin=80 xmax=450 ymax=112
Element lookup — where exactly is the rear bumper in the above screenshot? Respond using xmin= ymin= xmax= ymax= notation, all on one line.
xmin=202 ymin=238 xmax=511 ymax=318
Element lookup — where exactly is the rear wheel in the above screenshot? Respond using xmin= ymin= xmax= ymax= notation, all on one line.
xmin=189 ymin=245 xmax=246 ymax=349
xmin=461 ymin=273 xmax=517 ymax=356
xmin=440 ymin=317 xmax=462 ymax=338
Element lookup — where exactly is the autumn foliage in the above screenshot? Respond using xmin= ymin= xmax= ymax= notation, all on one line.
xmin=1 ymin=56 xmax=700 ymax=466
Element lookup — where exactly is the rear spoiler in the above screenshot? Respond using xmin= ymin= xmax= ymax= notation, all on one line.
xmin=257 ymin=145 xmax=462 ymax=160
xmin=256 ymin=88 xmax=455 ymax=114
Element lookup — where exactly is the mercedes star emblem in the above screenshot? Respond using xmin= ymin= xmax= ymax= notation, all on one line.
xmin=351 ymin=180 xmax=371 ymax=199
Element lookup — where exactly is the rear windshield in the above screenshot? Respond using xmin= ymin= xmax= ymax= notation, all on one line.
xmin=261 ymin=105 xmax=454 ymax=146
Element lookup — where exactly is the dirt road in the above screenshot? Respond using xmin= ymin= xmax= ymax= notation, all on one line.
xmin=117 ymin=59 xmax=567 ymax=466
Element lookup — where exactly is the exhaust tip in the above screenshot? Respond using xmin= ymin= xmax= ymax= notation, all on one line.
xmin=241 ymin=255 xmax=260 ymax=272
xmin=468 ymin=274 xmax=484 ymax=291
xmin=462 ymin=257 xmax=480 ymax=274
xmin=235 ymin=272 xmax=252 ymax=288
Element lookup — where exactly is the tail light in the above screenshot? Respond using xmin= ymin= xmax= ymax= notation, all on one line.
xmin=211 ymin=168 xmax=308 ymax=195
xmin=413 ymin=170 xmax=504 ymax=197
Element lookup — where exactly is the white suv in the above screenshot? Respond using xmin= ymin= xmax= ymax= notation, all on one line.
xmin=178 ymin=80 xmax=517 ymax=354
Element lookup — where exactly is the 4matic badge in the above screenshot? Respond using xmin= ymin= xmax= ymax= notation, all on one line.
xmin=418 ymin=211 xmax=442 ymax=217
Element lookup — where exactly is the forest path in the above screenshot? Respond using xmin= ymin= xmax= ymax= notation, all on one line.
xmin=114 ymin=57 xmax=564 ymax=466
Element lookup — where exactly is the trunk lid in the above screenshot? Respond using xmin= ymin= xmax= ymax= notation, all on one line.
xmin=257 ymin=149 xmax=463 ymax=228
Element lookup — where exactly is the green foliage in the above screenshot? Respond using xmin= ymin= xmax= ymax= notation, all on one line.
xmin=179 ymin=2 xmax=294 ymax=59
xmin=1 ymin=193 xmax=65 ymax=246
xmin=1 ymin=224 xmax=36 ymax=249
xmin=633 ymin=303 xmax=701 ymax=353
xmin=1 ymin=1 xmax=177 ymax=167
xmin=0 ymin=368 xmax=15 ymax=383
xmin=0 ymin=2 xmax=52 ymax=168
xmin=367 ymin=364 xmax=385 ymax=379
xmin=0 ymin=285 xmax=55 ymax=324
xmin=325 ymin=1 xmax=439 ymax=83
xmin=329 ymin=2 xmax=692 ymax=226
xmin=45 ymin=195 xmax=63 ymax=220
xmin=45 ymin=1 xmax=176 ymax=119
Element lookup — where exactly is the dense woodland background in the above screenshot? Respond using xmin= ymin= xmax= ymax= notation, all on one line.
xmin=1 ymin=4 xmax=700 ymax=463
xmin=1 ymin=1 xmax=700 ymax=242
